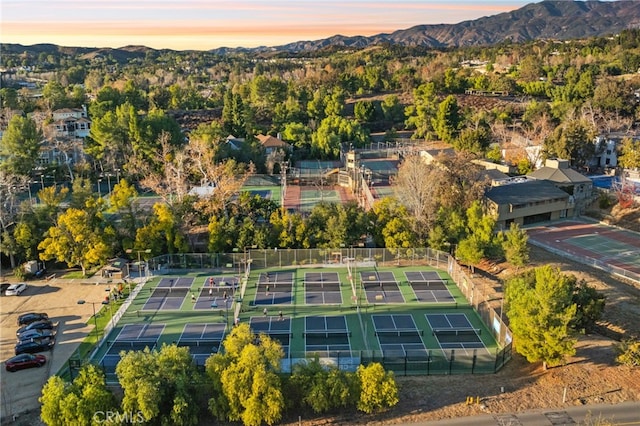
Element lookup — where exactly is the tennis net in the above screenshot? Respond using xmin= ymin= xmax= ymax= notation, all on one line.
xmin=433 ymin=328 xmax=481 ymax=337
xmin=303 ymin=331 xmax=351 ymax=339
xmin=107 ymin=340 xmax=157 ymax=352
xmin=150 ymin=287 xmax=190 ymax=295
xmin=375 ymin=329 xmax=424 ymax=338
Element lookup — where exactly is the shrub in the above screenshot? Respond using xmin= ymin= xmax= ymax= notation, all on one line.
xmin=615 ymin=339 xmax=640 ymax=367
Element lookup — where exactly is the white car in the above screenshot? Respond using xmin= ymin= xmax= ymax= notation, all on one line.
xmin=5 ymin=283 xmax=27 ymax=296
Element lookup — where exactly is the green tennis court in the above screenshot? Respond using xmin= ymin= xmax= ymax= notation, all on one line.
xmin=88 ymin=261 xmax=507 ymax=381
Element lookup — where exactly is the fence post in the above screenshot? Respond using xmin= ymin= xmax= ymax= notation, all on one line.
xmin=471 ymin=350 xmax=477 ymax=374
xmin=449 ymin=350 xmax=454 ymax=375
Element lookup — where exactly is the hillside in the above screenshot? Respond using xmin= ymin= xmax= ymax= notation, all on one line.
xmin=3 ymin=1 xmax=640 ymax=58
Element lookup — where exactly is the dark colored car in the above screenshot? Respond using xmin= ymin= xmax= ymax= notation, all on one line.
xmin=17 ymin=329 xmax=55 ymax=343
xmin=17 ymin=312 xmax=49 ymax=326
xmin=16 ymin=320 xmax=54 ymax=336
xmin=5 ymin=354 xmax=47 ymax=372
xmin=14 ymin=337 xmax=55 ymax=355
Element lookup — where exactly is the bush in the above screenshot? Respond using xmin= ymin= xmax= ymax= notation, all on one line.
xmin=598 ymin=192 xmax=612 ymax=209
xmin=13 ymin=266 xmax=26 ymax=280
xmin=615 ymin=339 xmax=640 ymax=366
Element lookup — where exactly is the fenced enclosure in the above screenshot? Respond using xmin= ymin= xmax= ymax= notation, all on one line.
xmin=141 ymin=248 xmax=513 ymax=375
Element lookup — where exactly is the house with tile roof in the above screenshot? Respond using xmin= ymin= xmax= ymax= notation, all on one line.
xmin=257 ymin=134 xmax=290 ymax=155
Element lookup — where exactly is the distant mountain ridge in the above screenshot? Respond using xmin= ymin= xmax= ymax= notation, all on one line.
xmin=3 ymin=1 xmax=640 ymax=58
xmin=268 ymin=0 xmax=640 ymax=53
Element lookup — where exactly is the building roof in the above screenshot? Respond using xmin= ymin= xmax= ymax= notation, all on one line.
xmin=485 ymin=179 xmax=570 ymax=205
xmin=482 ymin=168 xmax=509 ymax=181
xmin=257 ymin=134 xmax=290 ymax=148
xmin=528 ymin=166 xmax=591 ymax=184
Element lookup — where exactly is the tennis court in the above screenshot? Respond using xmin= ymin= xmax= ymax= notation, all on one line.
xmin=89 ymin=258 xmax=506 ymax=379
xmin=304 ymin=315 xmax=351 ymax=353
xmin=528 ymin=220 xmax=640 ymax=280
xmin=299 ymin=188 xmax=342 ymax=212
xmin=250 ymin=316 xmax=291 ymax=356
xmin=360 ymin=271 xmax=404 ymax=303
xmin=372 ymin=314 xmax=427 ymax=357
xmin=99 ymin=324 xmax=164 ymax=371
xmin=254 ymin=271 xmax=294 ymax=306
xmin=405 ymin=271 xmax=455 ymax=303
xmin=178 ymin=323 xmax=227 ymax=364
xmin=143 ymin=286 xmax=189 ymax=310
xmin=426 ymin=313 xmax=489 ymax=356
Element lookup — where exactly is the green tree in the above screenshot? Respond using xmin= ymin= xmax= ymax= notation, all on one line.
xmin=571 ymin=280 xmax=606 ymax=332
xmin=38 ymin=207 xmax=112 ymax=276
xmin=432 ymin=95 xmax=461 ymax=143
xmin=544 ymin=118 xmax=596 ymax=169
xmin=455 ymin=201 xmax=501 ymax=267
xmin=40 ymin=365 xmax=116 ymax=426
xmin=617 ymin=137 xmax=640 ymax=170
xmin=369 ymin=197 xmax=415 ymax=248
xmin=286 ymin=357 xmax=358 ymax=414
xmin=354 ymin=100 xmax=376 ymax=123
xmin=404 ymin=82 xmax=437 ymax=139
xmin=505 ymin=266 xmax=578 ymax=369
xmin=381 ymin=94 xmax=404 ymax=124
xmin=116 ymin=344 xmax=202 ymax=425
xmin=0 ymin=115 xmax=42 ymax=176
xmin=205 ymin=323 xmax=285 ymax=426
xmin=311 ymin=116 xmax=368 ymax=159
xmin=356 ymin=363 xmax=398 ymax=414
xmin=501 ymin=222 xmax=529 ymax=268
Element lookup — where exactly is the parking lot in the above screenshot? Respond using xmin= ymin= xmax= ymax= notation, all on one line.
xmin=0 ymin=277 xmax=111 ymax=421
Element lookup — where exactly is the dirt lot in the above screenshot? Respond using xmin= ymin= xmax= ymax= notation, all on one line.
xmin=0 ymin=278 xmax=112 ymax=424
xmin=2 ymin=240 xmax=640 ymax=425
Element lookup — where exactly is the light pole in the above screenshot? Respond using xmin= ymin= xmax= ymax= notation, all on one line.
xmin=77 ymin=300 xmax=99 ymax=337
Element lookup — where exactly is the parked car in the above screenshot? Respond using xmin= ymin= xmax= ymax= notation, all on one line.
xmin=0 ymin=283 xmax=10 ymax=295
xmin=14 ymin=337 xmax=55 ymax=355
xmin=17 ymin=329 xmax=55 ymax=342
xmin=5 ymin=283 xmax=27 ymax=296
xmin=17 ymin=312 xmax=49 ymax=326
xmin=16 ymin=320 xmax=54 ymax=336
xmin=5 ymin=354 xmax=47 ymax=372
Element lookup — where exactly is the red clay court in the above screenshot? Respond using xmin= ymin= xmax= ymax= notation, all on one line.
xmin=527 ymin=220 xmax=640 ymax=281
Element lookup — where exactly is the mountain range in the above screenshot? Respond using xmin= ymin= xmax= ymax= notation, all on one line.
xmin=3 ymin=0 xmax=640 ymax=58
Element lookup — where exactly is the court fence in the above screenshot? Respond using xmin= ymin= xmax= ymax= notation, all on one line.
xmin=144 ymin=247 xmax=513 ymax=375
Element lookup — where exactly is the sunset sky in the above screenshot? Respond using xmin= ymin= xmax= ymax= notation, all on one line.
xmin=2 ymin=0 xmax=532 ymax=51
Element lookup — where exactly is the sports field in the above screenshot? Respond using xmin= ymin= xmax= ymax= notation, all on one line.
xmin=528 ymin=220 xmax=640 ymax=281
xmin=91 ymin=264 xmax=503 ymax=380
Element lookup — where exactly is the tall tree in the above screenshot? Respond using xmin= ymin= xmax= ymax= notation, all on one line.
xmin=117 ymin=344 xmax=202 ymax=425
xmin=500 ymin=222 xmax=529 ymax=268
xmin=38 ymin=207 xmax=113 ymax=276
xmin=40 ymin=365 xmax=117 ymax=426
xmin=505 ymin=265 xmax=578 ymax=369
xmin=433 ymin=95 xmax=461 ymax=143
xmin=0 ymin=115 xmax=42 ymax=176
xmin=205 ymin=323 xmax=285 ymax=426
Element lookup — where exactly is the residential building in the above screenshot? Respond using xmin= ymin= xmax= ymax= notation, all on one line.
xmin=257 ymin=134 xmax=290 ymax=155
xmin=528 ymin=158 xmax=593 ymax=213
xmin=485 ymin=177 xmax=574 ymax=230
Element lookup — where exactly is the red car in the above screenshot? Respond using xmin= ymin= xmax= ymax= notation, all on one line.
xmin=5 ymin=353 xmax=47 ymax=372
